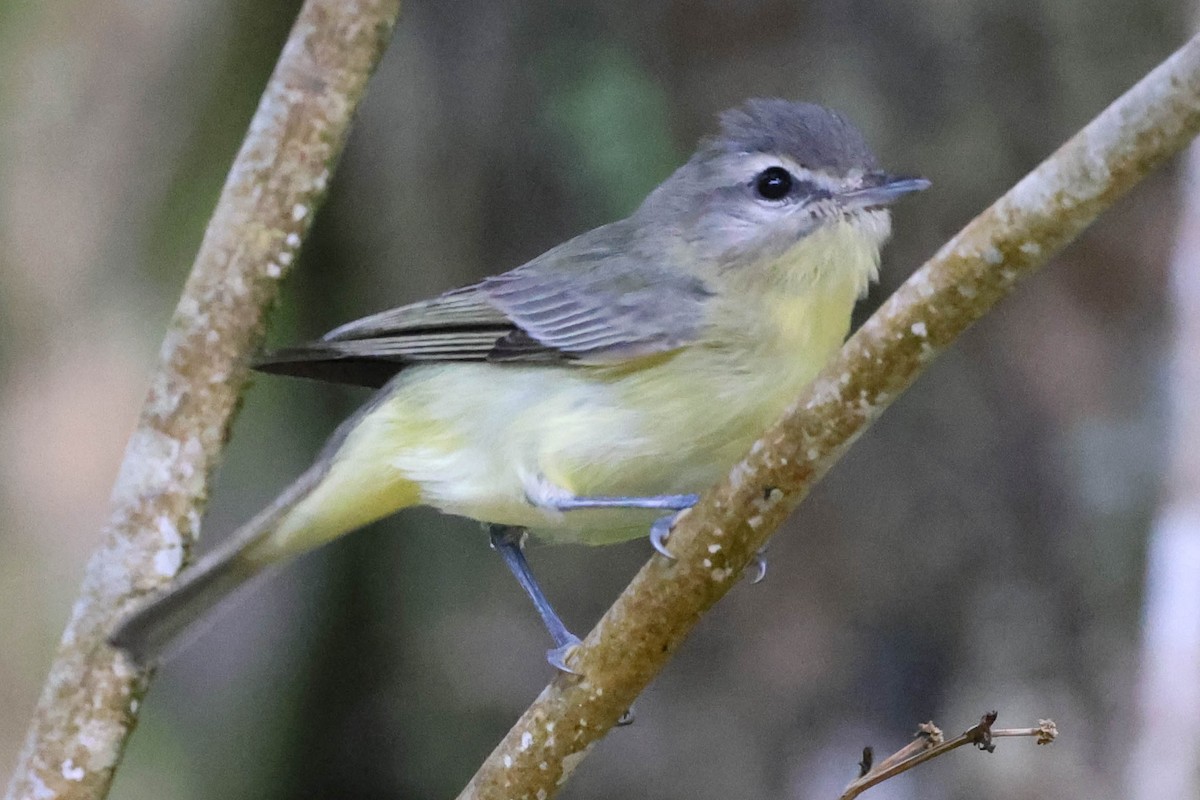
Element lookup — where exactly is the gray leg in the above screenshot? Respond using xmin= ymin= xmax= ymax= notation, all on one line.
xmin=546 ymin=491 xmax=699 ymax=560
xmin=548 ymin=493 xmax=699 ymax=512
xmin=488 ymin=524 xmax=582 ymax=673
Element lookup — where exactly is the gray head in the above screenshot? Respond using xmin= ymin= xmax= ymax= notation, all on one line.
xmin=706 ymin=98 xmax=879 ymax=174
xmin=636 ymin=98 xmax=928 ymax=266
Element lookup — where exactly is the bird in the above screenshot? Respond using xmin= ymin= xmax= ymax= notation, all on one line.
xmin=109 ymin=98 xmax=928 ymax=671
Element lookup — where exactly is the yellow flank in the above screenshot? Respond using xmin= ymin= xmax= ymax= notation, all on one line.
xmin=249 ymin=409 xmax=425 ymax=563
xmin=263 ymin=215 xmax=887 ymax=552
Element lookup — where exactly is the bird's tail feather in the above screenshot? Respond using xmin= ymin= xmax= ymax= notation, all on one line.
xmin=108 ymin=389 xmax=415 ymax=665
xmin=107 ymin=464 xmax=326 ymax=666
xmin=107 ymin=540 xmax=265 ymax=665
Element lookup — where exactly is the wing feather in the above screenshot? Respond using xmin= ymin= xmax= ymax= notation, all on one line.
xmin=255 ymin=222 xmax=715 ymax=387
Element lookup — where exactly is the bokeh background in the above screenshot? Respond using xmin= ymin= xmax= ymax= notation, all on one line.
xmin=1 ymin=2 xmax=1194 ymax=798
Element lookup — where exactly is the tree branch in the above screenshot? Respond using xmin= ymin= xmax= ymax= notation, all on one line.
xmin=839 ymin=713 xmax=1057 ymax=800
xmin=3 ymin=2 xmax=401 ymax=798
xmin=458 ymin=31 xmax=1200 ymax=800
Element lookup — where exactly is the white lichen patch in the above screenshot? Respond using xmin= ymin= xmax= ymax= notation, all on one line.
xmin=520 ymin=731 xmax=533 ymax=751
xmin=291 ymin=203 xmax=308 ymax=221
xmin=77 ymin=717 xmax=123 ymax=769
xmin=109 ymin=429 xmax=182 ymax=510
xmin=29 ymin=775 xmax=56 ymax=800
xmin=61 ymin=760 xmax=84 ymax=781
xmin=266 ymin=262 xmax=283 ymax=278
xmin=702 ymin=558 xmax=712 ymax=568
xmin=153 ymin=547 xmax=183 ymax=577
xmin=910 ymin=321 xmax=928 ymax=337
xmin=982 ymin=245 xmax=1004 ymax=264
xmin=707 ymin=544 xmax=721 ymax=553
xmin=1019 ymin=241 xmax=1041 ymax=256
xmin=711 ymin=567 xmax=734 ymax=582
xmin=286 ymin=232 xmax=302 ymax=248
xmin=503 ymin=755 xmax=513 ymax=768
xmin=228 ymin=273 xmax=248 ymax=297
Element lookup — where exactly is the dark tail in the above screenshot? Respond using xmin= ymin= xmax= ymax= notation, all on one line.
xmin=108 ymin=542 xmax=265 ymax=665
xmin=108 ymin=388 xmax=400 ymax=665
xmin=108 ymin=461 xmax=330 ymax=666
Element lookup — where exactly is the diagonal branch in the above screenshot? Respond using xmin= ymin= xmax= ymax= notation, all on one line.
xmin=3 ymin=2 xmax=401 ymax=799
xmin=458 ymin=31 xmax=1200 ymax=800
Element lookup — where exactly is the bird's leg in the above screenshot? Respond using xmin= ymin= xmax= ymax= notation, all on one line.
xmin=555 ymin=494 xmax=698 ymax=559
xmin=488 ymin=524 xmax=582 ymax=673
xmin=546 ymin=493 xmax=700 ymax=512
xmin=527 ymin=476 xmax=699 ymax=559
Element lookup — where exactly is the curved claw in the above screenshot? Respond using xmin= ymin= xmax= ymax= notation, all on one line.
xmin=650 ymin=514 xmax=677 ymax=559
xmin=747 ymin=550 xmax=768 ymax=584
xmin=616 ymin=706 xmax=636 ymax=727
xmin=546 ymin=634 xmax=584 ymax=674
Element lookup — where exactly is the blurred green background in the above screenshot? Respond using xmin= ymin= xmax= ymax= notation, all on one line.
xmin=0 ymin=1 xmax=1188 ymax=798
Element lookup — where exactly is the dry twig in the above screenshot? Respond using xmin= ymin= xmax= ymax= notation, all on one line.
xmin=3 ymin=2 xmax=401 ymax=799
xmin=840 ymin=713 xmax=1058 ymax=800
xmin=458 ymin=31 xmax=1200 ymax=800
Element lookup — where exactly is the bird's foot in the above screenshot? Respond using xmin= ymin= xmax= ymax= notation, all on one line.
xmin=649 ymin=512 xmax=683 ymax=559
xmin=746 ymin=547 xmax=768 ymax=584
xmin=546 ymin=633 xmax=584 ymax=674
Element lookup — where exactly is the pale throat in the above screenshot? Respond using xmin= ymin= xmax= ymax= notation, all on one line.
xmin=752 ymin=211 xmax=891 ymax=356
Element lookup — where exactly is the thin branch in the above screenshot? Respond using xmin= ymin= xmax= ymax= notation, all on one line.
xmin=458 ymin=32 xmax=1200 ymax=800
xmin=3 ymin=2 xmax=401 ymax=799
xmin=840 ymin=713 xmax=1058 ymax=800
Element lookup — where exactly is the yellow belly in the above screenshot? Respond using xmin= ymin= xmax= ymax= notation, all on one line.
xmin=365 ymin=279 xmax=859 ymax=545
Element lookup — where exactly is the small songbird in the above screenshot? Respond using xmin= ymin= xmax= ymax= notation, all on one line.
xmin=109 ymin=99 xmax=928 ymax=671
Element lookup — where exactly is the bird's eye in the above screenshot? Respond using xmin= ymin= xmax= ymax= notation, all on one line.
xmin=753 ymin=166 xmax=794 ymax=201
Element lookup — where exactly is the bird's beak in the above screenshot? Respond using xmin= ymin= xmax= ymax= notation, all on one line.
xmin=838 ymin=172 xmax=931 ymax=210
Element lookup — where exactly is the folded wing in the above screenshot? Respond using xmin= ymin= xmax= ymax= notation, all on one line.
xmin=255 ymin=225 xmax=715 ymax=388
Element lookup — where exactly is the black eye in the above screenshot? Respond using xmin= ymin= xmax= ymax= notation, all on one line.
xmin=754 ymin=166 xmax=794 ymax=201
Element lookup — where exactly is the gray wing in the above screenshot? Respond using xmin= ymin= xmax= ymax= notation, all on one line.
xmin=255 ymin=226 xmax=715 ymax=389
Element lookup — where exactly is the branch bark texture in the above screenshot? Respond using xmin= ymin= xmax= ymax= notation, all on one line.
xmin=459 ymin=32 xmax=1200 ymax=800
xmin=4 ymin=2 xmax=401 ymax=798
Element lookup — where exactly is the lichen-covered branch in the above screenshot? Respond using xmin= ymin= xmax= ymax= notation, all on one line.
xmin=458 ymin=31 xmax=1200 ymax=800
xmin=3 ymin=2 xmax=401 ymax=798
